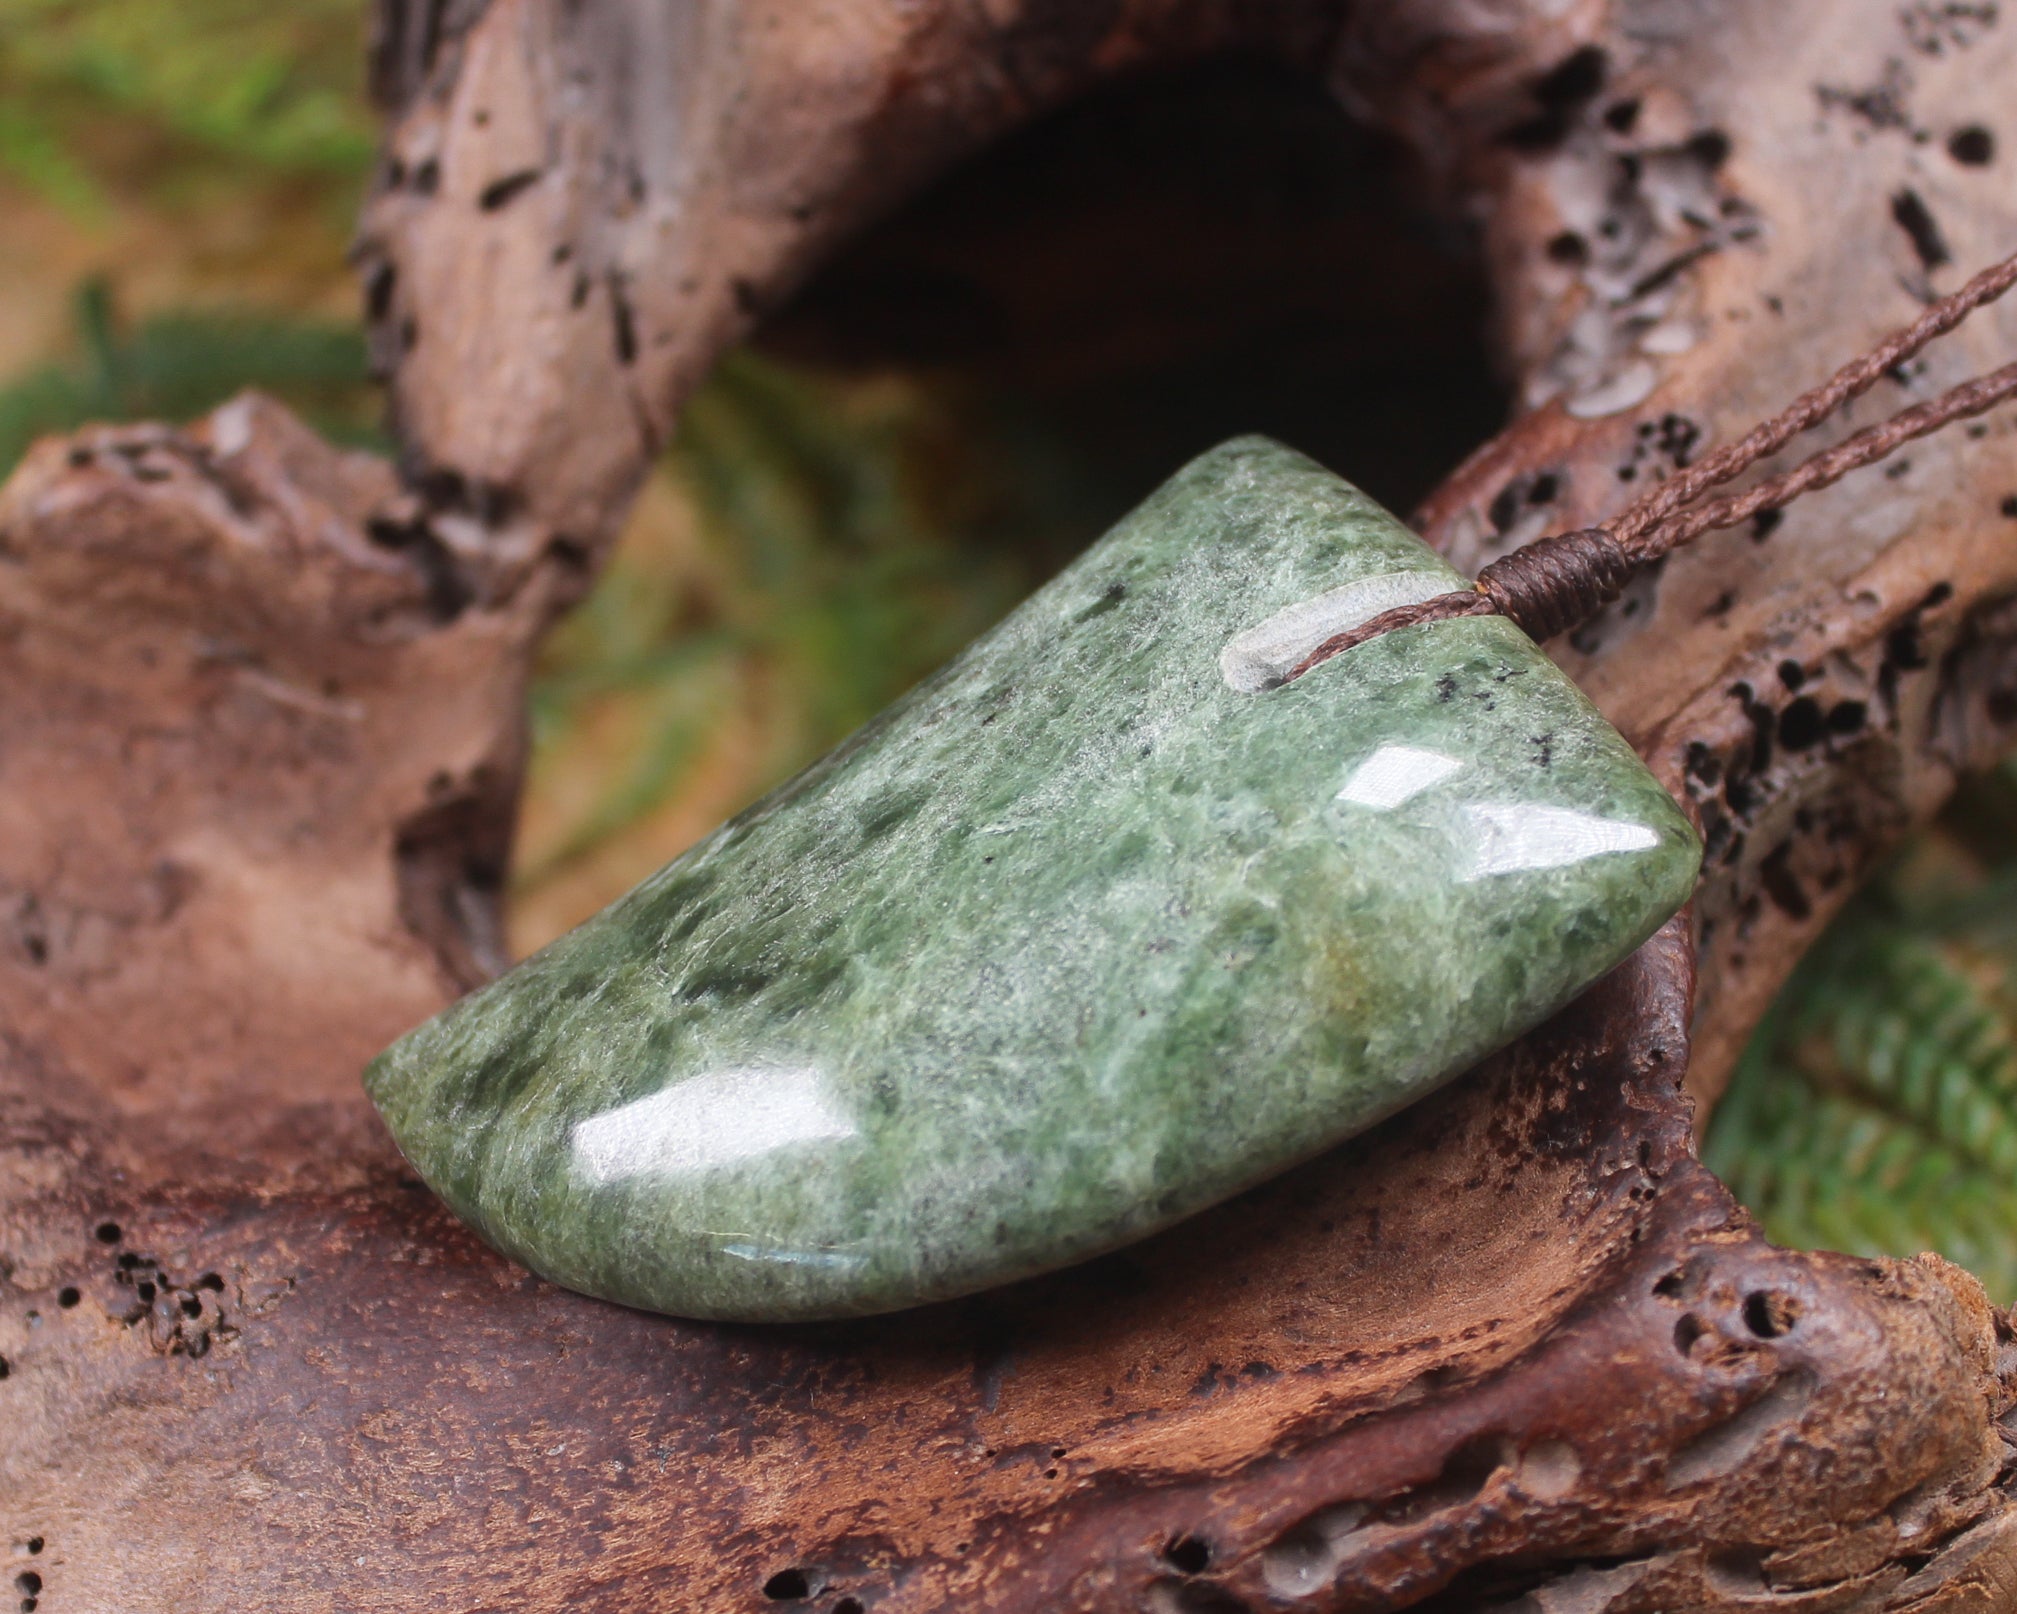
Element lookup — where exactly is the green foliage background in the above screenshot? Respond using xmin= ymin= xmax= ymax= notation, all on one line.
xmin=3 ymin=0 xmax=2014 ymax=1296
xmin=0 ymin=0 xmax=373 ymax=218
xmin=0 ymin=278 xmax=375 ymax=464
xmin=1705 ymin=768 xmax=2017 ymax=1298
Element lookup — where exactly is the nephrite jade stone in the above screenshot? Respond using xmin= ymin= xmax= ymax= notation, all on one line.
xmin=366 ymin=437 xmax=1701 ymax=1322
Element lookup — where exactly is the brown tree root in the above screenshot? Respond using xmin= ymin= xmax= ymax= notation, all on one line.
xmin=8 ymin=1 xmax=2017 ymax=1609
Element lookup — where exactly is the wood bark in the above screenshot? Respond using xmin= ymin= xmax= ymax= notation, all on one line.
xmin=8 ymin=2 xmax=2017 ymax=1610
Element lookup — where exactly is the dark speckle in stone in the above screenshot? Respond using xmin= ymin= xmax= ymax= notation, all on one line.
xmin=858 ymin=788 xmax=930 ymax=842
xmin=1076 ymin=582 xmax=1128 ymax=622
xmin=676 ymin=962 xmax=784 ymax=1006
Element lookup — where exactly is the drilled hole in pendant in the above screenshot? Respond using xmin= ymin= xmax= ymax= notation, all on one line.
xmin=1219 ymin=571 xmax=1455 ymax=693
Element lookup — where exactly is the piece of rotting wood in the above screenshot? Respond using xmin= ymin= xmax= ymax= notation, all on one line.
xmin=8 ymin=1 xmax=2017 ymax=1609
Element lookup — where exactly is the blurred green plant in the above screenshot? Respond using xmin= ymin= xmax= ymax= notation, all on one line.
xmin=1706 ymin=762 xmax=2017 ymax=1300
xmin=0 ymin=277 xmax=376 ymax=469
xmin=0 ymin=0 xmax=372 ymax=218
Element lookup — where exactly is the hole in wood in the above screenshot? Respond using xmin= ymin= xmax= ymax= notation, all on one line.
xmin=1261 ymin=1504 xmax=1367 ymax=1599
xmin=763 ymin=1568 xmax=822 ymax=1601
xmin=1742 ymin=1289 xmax=1801 ymax=1339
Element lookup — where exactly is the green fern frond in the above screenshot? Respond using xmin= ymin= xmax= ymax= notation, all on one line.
xmin=1707 ymin=839 xmax=2017 ymax=1300
xmin=0 ymin=278 xmax=375 ymax=472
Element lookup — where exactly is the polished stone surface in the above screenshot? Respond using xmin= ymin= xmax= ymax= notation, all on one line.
xmin=366 ymin=437 xmax=1700 ymax=1322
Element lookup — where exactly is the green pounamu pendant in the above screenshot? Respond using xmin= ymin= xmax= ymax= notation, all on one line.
xmin=366 ymin=437 xmax=1700 ymax=1322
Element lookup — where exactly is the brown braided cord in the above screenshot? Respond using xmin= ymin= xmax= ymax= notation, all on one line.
xmin=1283 ymin=590 xmax=1495 ymax=680
xmin=1640 ymin=356 xmax=2017 ymax=559
xmin=1281 ymin=245 xmax=2017 ymax=686
xmin=1476 ymin=528 xmax=1636 ymax=641
xmin=1280 ymin=528 xmax=1634 ymax=681
xmin=1609 ymin=249 xmax=2017 ymax=554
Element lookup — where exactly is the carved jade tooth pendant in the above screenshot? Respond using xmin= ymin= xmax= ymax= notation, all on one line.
xmin=365 ymin=436 xmax=1700 ymax=1322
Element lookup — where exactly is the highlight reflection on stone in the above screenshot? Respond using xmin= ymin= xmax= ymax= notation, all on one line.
xmin=365 ymin=437 xmax=1701 ymax=1322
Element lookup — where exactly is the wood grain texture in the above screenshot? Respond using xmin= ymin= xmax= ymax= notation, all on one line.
xmin=8 ymin=1 xmax=2017 ymax=1609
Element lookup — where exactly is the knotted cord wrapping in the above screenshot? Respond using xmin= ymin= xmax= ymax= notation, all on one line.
xmin=1283 ymin=247 xmax=2017 ymax=684
xmin=1476 ymin=528 xmax=1636 ymax=645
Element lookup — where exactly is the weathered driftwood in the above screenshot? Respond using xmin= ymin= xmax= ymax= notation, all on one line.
xmin=8 ymin=1 xmax=2017 ymax=1609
